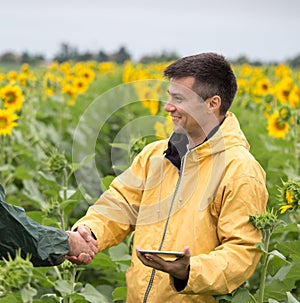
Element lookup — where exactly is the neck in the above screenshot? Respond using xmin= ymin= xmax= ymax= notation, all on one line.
xmin=187 ymin=115 xmax=225 ymax=148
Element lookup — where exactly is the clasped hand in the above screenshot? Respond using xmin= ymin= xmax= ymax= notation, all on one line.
xmin=66 ymin=225 xmax=98 ymax=265
xmin=136 ymin=246 xmax=190 ymax=280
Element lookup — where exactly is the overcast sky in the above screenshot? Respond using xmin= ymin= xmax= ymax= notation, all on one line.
xmin=1 ymin=0 xmax=300 ymax=62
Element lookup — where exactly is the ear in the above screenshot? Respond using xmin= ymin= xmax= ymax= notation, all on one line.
xmin=206 ymin=95 xmax=221 ymax=113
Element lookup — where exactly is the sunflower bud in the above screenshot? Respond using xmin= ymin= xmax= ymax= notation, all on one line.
xmin=278 ymin=105 xmax=291 ymax=121
xmin=278 ymin=179 xmax=300 ymax=214
xmin=249 ymin=209 xmax=279 ymax=231
xmin=42 ymin=147 xmax=68 ymax=175
xmin=0 ymin=250 xmax=33 ymax=293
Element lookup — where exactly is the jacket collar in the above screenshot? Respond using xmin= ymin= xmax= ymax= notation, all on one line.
xmin=164 ymin=123 xmax=222 ymax=169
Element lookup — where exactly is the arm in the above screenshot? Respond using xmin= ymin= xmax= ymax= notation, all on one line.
xmin=180 ymin=176 xmax=268 ymax=294
xmin=0 ymin=184 xmax=97 ymax=266
xmin=137 ymin=176 xmax=268 ymax=295
xmin=71 ymin=146 xmax=152 ymax=253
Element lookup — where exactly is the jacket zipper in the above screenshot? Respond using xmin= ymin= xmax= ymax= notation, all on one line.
xmin=143 ymin=155 xmax=186 ymax=303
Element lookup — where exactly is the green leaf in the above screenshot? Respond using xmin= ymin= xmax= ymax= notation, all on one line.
xmin=67 ymin=293 xmax=86 ymax=302
xmin=232 ymin=287 xmax=251 ymax=303
xmin=0 ymin=164 xmax=14 ymax=172
xmin=112 ymin=286 xmax=127 ymax=301
xmin=87 ymin=252 xmax=118 ymax=271
xmin=287 ymin=292 xmax=300 ymax=303
xmin=21 ymin=285 xmax=37 ymax=303
xmin=109 ymin=142 xmax=129 ymax=151
xmin=32 ymin=267 xmax=53 ymax=286
xmin=269 ymin=250 xmax=287 ymax=262
xmin=0 ymin=294 xmax=18 ymax=303
xmin=263 ymin=260 xmax=300 ymax=302
xmin=276 ymin=241 xmax=300 ymax=258
xmin=81 ymin=283 xmax=110 ymax=303
xmin=26 ymin=210 xmax=45 ymax=224
xmin=109 ymin=242 xmax=130 ymax=261
xmin=101 ymin=175 xmax=115 ymax=191
xmin=273 ymin=223 xmax=300 ymax=234
xmin=71 ymin=153 xmax=95 ymax=173
xmin=268 ymin=254 xmax=289 ymax=276
xmin=38 ymin=171 xmax=60 ymax=191
xmin=54 ymin=280 xmax=73 ymax=295
xmin=14 ymin=166 xmax=31 ymax=180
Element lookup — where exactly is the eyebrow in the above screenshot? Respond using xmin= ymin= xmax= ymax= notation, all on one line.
xmin=166 ymin=89 xmax=184 ymax=98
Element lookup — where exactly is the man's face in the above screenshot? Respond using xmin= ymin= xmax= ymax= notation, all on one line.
xmin=164 ymin=76 xmax=214 ymax=142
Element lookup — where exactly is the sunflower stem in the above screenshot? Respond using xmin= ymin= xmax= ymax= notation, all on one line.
xmin=257 ymin=228 xmax=271 ymax=303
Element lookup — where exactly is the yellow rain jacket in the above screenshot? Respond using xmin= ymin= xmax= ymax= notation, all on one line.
xmin=73 ymin=112 xmax=268 ymax=302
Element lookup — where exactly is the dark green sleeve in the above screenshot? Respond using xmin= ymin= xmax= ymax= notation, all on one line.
xmin=0 ymin=184 xmax=69 ymax=267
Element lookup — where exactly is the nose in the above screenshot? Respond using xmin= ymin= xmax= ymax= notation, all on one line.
xmin=164 ymin=99 xmax=176 ymax=112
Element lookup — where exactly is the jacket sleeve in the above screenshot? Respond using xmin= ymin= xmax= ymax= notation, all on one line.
xmin=0 ymin=184 xmax=69 ymax=267
xmin=72 ymin=145 xmax=150 ymax=251
xmin=175 ymin=175 xmax=268 ymax=295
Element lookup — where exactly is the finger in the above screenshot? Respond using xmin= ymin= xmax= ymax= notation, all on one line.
xmin=65 ymin=255 xmax=85 ymax=265
xmin=77 ymin=225 xmax=92 ymax=241
xmin=77 ymin=252 xmax=93 ymax=264
xmin=91 ymin=243 xmax=98 ymax=254
xmin=136 ymin=249 xmax=153 ymax=265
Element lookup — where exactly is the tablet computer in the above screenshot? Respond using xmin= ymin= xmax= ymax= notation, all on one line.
xmin=138 ymin=249 xmax=184 ymax=258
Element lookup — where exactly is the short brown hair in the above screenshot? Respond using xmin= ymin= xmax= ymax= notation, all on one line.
xmin=163 ymin=53 xmax=237 ymax=115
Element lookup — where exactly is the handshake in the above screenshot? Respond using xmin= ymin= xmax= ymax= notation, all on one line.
xmin=65 ymin=225 xmax=98 ymax=265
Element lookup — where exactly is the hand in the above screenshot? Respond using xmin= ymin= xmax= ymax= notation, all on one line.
xmin=136 ymin=247 xmax=191 ymax=280
xmin=65 ymin=225 xmax=98 ymax=265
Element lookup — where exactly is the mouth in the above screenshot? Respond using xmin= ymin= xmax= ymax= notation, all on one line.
xmin=171 ymin=116 xmax=181 ymax=123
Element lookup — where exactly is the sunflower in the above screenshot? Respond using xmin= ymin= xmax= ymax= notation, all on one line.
xmin=72 ymin=77 xmax=89 ymax=94
xmin=21 ymin=63 xmax=30 ymax=73
xmin=7 ymin=70 xmax=18 ymax=82
xmin=274 ymin=78 xmax=293 ymax=104
xmin=240 ymin=64 xmax=253 ymax=78
xmin=267 ymin=110 xmax=289 ymax=139
xmin=0 ymin=109 xmax=19 ymax=136
xmin=77 ymin=67 xmax=95 ymax=83
xmin=0 ymin=84 xmax=24 ymax=111
xmin=288 ymin=86 xmax=300 ymax=108
xmin=278 ymin=180 xmax=300 ymax=214
xmin=0 ymin=73 xmax=6 ymax=82
xmin=98 ymin=62 xmax=115 ymax=74
xmin=274 ymin=64 xmax=292 ymax=78
xmin=252 ymin=77 xmax=273 ymax=97
xmin=61 ymin=83 xmax=77 ymax=99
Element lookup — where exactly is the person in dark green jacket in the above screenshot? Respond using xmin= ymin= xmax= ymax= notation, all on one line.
xmin=0 ymin=184 xmax=98 ymax=266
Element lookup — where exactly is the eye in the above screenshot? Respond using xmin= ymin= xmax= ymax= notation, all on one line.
xmin=175 ymin=96 xmax=183 ymax=102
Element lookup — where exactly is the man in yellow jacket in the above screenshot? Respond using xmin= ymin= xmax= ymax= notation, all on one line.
xmin=70 ymin=53 xmax=268 ymax=302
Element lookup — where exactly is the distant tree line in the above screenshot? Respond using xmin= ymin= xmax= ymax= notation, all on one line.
xmin=0 ymin=43 xmax=179 ymax=65
xmin=1 ymin=43 xmax=300 ymax=67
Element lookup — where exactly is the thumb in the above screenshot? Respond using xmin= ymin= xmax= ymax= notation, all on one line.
xmin=183 ymin=246 xmax=191 ymax=258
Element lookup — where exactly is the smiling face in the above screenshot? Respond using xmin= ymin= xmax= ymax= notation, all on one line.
xmin=164 ymin=76 xmax=222 ymax=147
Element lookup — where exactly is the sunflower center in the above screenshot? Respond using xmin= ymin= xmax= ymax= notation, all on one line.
xmin=0 ymin=117 xmax=8 ymax=128
xmin=282 ymin=90 xmax=289 ymax=98
xmin=276 ymin=120 xmax=287 ymax=130
xmin=5 ymin=92 xmax=17 ymax=103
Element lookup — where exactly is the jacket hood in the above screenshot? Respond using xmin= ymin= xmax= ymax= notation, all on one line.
xmin=196 ymin=111 xmax=250 ymax=156
xmin=165 ymin=112 xmax=250 ymax=166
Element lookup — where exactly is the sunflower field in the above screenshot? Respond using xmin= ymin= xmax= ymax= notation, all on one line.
xmin=0 ymin=60 xmax=299 ymax=303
